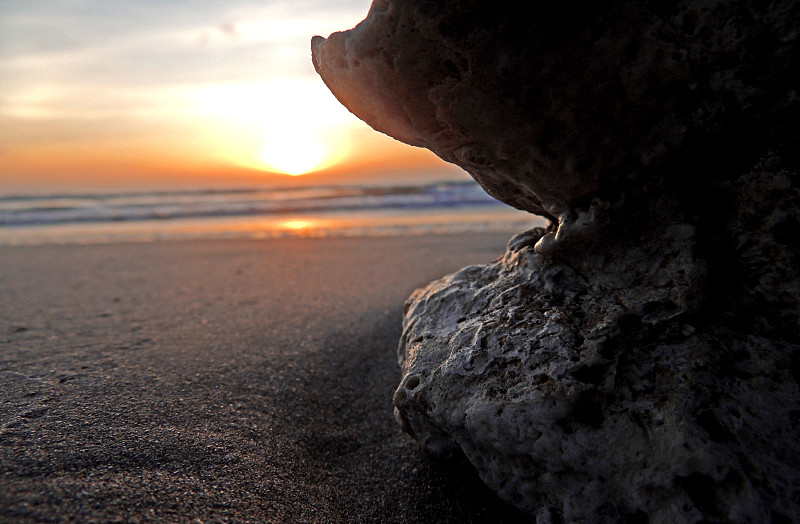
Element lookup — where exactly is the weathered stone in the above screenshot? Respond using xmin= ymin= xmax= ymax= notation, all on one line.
xmin=313 ymin=0 xmax=800 ymax=521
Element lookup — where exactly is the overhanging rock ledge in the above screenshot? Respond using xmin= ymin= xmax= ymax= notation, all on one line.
xmin=312 ymin=0 xmax=800 ymax=520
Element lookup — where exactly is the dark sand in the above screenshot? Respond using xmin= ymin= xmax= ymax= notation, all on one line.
xmin=0 ymin=233 xmax=530 ymax=523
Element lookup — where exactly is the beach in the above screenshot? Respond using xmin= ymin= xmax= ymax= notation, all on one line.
xmin=0 ymin=233 xmax=530 ymax=523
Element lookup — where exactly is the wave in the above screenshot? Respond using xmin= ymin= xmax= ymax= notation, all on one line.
xmin=0 ymin=180 xmax=506 ymax=227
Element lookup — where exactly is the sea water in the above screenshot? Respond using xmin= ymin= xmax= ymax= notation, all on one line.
xmin=0 ymin=180 xmax=545 ymax=245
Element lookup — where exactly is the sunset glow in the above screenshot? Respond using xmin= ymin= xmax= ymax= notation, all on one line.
xmin=280 ymin=219 xmax=317 ymax=230
xmin=0 ymin=0 xmax=464 ymax=194
xmin=261 ymin=134 xmax=327 ymax=175
xmin=183 ymin=78 xmax=354 ymax=176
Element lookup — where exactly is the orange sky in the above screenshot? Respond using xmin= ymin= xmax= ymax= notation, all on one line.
xmin=0 ymin=0 xmax=465 ymax=194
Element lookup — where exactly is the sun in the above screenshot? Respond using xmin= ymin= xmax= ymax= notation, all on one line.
xmin=260 ymin=131 xmax=328 ymax=176
xmin=186 ymin=78 xmax=356 ymax=176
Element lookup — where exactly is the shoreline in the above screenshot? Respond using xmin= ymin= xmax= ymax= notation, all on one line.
xmin=0 ymin=233 xmax=530 ymax=523
xmin=0 ymin=207 xmax=544 ymax=247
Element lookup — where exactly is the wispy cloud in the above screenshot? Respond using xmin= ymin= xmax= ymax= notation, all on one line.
xmin=1 ymin=0 xmax=370 ymax=121
xmin=0 ymin=0 xmax=380 ymax=186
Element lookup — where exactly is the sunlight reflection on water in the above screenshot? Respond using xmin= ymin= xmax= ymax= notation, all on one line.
xmin=0 ymin=207 xmax=546 ymax=246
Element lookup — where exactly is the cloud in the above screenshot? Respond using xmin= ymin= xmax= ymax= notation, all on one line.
xmin=0 ymin=0 xmax=374 ymax=171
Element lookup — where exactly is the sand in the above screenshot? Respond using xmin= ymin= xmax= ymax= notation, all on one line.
xmin=0 ymin=233 xmax=530 ymax=523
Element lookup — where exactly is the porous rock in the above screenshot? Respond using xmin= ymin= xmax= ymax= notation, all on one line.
xmin=313 ymin=0 xmax=800 ymax=521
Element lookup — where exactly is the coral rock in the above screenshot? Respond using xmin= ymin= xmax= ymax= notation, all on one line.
xmin=313 ymin=0 xmax=800 ymax=520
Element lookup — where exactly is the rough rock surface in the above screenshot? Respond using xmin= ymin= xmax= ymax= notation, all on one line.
xmin=313 ymin=0 xmax=800 ymax=521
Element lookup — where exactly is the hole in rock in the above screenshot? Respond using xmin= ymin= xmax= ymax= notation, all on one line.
xmin=598 ymin=340 xmax=617 ymax=360
xmin=618 ymin=314 xmax=642 ymax=332
xmin=406 ymin=375 xmax=421 ymax=390
xmin=563 ymin=390 xmax=605 ymax=430
xmin=532 ymin=374 xmax=550 ymax=385
xmin=571 ymin=364 xmax=608 ymax=385
xmin=442 ymin=59 xmax=461 ymax=79
xmin=393 ymin=389 xmax=407 ymax=404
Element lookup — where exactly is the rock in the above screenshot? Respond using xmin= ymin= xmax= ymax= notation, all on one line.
xmin=313 ymin=0 xmax=800 ymax=521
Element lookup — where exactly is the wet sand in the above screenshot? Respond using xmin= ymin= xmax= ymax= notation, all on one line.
xmin=0 ymin=233 xmax=530 ymax=523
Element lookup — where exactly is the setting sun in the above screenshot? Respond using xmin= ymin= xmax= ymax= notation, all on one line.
xmin=0 ymin=0 xmax=460 ymax=193
xmin=261 ymin=132 xmax=327 ymax=175
xmin=184 ymin=78 xmax=354 ymax=177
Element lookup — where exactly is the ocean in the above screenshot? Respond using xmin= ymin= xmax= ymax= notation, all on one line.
xmin=0 ymin=179 xmax=545 ymax=245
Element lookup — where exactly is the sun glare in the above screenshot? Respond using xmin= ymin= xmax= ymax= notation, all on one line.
xmin=280 ymin=219 xmax=315 ymax=230
xmin=260 ymin=131 xmax=328 ymax=176
xmin=187 ymin=78 xmax=355 ymax=176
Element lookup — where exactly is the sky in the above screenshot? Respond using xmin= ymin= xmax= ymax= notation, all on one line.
xmin=0 ymin=0 xmax=464 ymax=194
